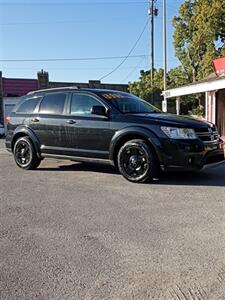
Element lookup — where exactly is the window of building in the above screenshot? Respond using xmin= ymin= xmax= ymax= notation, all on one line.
xmin=39 ymin=93 xmax=66 ymax=115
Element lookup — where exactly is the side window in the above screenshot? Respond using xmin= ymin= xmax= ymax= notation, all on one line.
xmin=39 ymin=93 xmax=67 ymax=115
xmin=71 ymin=94 xmax=104 ymax=115
xmin=16 ymin=97 xmax=41 ymax=114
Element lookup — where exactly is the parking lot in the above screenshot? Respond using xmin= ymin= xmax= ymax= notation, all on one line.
xmin=0 ymin=138 xmax=225 ymax=299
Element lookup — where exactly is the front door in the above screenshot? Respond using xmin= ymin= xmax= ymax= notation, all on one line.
xmin=65 ymin=92 xmax=113 ymax=159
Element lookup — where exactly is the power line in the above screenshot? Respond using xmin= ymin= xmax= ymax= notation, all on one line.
xmin=99 ymin=18 xmax=149 ymax=81
xmin=3 ymin=65 xmax=147 ymax=71
xmin=0 ymin=1 xmax=149 ymax=5
xmin=0 ymin=0 xmax=178 ymax=11
xmin=0 ymin=55 xmax=148 ymax=63
xmin=122 ymin=56 xmax=146 ymax=82
xmin=0 ymin=56 xmax=179 ymax=64
xmin=0 ymin=17 xmax=130 ymax=26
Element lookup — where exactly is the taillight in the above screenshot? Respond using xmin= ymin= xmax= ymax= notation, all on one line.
xmin=6 ymin=116 xmax=11 ymax=125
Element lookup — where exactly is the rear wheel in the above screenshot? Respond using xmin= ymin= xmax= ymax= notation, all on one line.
xmin=13 ymin=137 xmax=41 ymax=170
xmin=117 ymin=139 xmax=159 ymax=183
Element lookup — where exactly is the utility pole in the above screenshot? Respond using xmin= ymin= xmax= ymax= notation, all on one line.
xmin=148 ymin=0 xmax=158 ymax=86
xmin=149 ymin=0 xmax=154 ymax=84
xmin=162 ymin=0 xmax=168 ymax=112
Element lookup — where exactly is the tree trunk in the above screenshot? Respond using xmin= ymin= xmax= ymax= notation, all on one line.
xmin=192 ymin=67 xmax=197 ymax=83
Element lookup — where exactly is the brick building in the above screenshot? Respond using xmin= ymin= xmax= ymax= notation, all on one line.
xmin=0 ymin=70 xmax=128 ymax=129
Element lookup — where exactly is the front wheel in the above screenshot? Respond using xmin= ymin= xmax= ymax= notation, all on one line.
xmin=13 ymin=137 xmax=41 ymax=170
xmin=117 ymin=139 xmax=159 ymax=183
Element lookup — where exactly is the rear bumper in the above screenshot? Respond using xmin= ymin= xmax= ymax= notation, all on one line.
xmin=159 ymin=138 xmax=225 ymax=172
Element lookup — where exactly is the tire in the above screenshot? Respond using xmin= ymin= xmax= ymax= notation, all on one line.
xmin=117 ymin=139 xmax=159 ymax=183
xmin=13 ymin=136 xmax=41 ymax=170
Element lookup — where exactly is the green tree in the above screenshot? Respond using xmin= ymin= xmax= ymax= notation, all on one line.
xmin=167 ymin=66 xmax=189 ymax=88
xmin=128 ymin=69 xmax=163 ymax=99
xmin=129 ymin=0 xmax=225 ymax=114
xmin=128 ymin=66 xmax=199 ymax=114
xmin=128 ymin=69 xmax=164 ymax=109
xmin=173 ymin=0 xmax=225 ymax=82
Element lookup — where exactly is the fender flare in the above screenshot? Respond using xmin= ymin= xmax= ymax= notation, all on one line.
xmin=109 ymin=126 xmax=163 ymax=164
xmin=11 ymin=126 xmax=41 ymax=159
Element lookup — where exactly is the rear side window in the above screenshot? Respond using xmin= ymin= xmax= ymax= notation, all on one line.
xmin=16 ymin=98 xmax=41 ymax=114
xmin=39 ymin=93 xmax=67 ymax=115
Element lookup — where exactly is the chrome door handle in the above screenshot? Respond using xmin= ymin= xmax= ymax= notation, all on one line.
xmin=67 ymin=119 xmax=77 ymax=124
xmin=31 ymin=117 xmax=39 ymax=123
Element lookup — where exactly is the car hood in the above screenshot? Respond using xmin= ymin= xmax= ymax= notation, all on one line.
xmin=129 ymin=113 xmax=213 ymax=128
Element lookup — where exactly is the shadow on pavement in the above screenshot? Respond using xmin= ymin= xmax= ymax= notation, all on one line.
xmin=157 ymin=165 xmax=225 ymax=187
xmin=37 ymin=161 xmax=225 ymax=187
xmin=38 ymin=162 xmax=119 ymax=175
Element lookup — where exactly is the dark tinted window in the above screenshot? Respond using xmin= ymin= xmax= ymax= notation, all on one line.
xmin=16 ymin=98 xmax=41 ymax=114
xmin=71 ymin=94 xmax=103 ymax=115
xmin=39 ymin=93 xmax=66 ymax=114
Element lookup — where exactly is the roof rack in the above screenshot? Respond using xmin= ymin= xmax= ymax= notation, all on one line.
xmin=27 ymin=86 xmax=79 ymax=95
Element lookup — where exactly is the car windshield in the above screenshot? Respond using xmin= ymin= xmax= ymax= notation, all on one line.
xmin=98 ymin=91 xmax=161 ymax=114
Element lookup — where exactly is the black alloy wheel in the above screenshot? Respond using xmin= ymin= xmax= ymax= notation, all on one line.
xmin=13 ymin=137 xmax=41 ymax=170
xmin=118 ymin=139 xmax=158 ymax=183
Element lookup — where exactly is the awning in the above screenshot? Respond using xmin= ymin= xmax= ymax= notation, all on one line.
xmin=163 ymin=76 xmax=225 ymax=99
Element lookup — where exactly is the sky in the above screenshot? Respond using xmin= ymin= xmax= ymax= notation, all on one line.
xmin=0 ymin=0 xmax=184 ymax=84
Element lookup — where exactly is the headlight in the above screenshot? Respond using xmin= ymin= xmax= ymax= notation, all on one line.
xmin=161 ymin=127 xmax=197 ymax=139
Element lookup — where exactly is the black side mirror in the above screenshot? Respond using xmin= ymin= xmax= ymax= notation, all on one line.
xmin=91 ymin=105 xmax=108 ymax=116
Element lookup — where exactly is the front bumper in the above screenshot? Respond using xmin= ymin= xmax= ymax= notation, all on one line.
xmin=159 ymin=138 xmax=225 ymax=172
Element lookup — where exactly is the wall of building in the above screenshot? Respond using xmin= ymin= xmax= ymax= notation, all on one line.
xmin=205 ymin=91 xmax=217 ymax=124
xmin=2 ymin=78 xmax=38 ymax=97
xmin=0 ymin=72 xmax=3 ymax=124
xmin=217 ymin=89 xmax=225 ymax=138
xmin=38 ymin=70 xmax=128 ymax=92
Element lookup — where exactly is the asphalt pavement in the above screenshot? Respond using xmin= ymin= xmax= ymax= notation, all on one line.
xmin=0 ymin=139 xmax=225 ymax=300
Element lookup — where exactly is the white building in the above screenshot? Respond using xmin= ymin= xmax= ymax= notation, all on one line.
xmin=163 ymin=58 xmax=225 ymax=139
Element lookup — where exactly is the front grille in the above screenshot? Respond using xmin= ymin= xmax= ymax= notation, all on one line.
xmin=195 ymin=126 xmax=219 ymax=143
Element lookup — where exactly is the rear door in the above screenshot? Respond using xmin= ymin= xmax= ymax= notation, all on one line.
xmin=10 ymin=96 xmax=42 ymax=135
xmin=30 ymin=92 xmax=69 ymax=155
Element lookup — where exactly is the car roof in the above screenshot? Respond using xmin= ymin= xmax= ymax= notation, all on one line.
xmin=27 ymin=86 xmax=79 ymax=95
xmin=27 ymin=87 xmax=127 ymax=96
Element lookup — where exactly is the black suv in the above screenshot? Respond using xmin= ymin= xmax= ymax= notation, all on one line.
xmin=5 ymin=87 xmax=225 ymax=183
